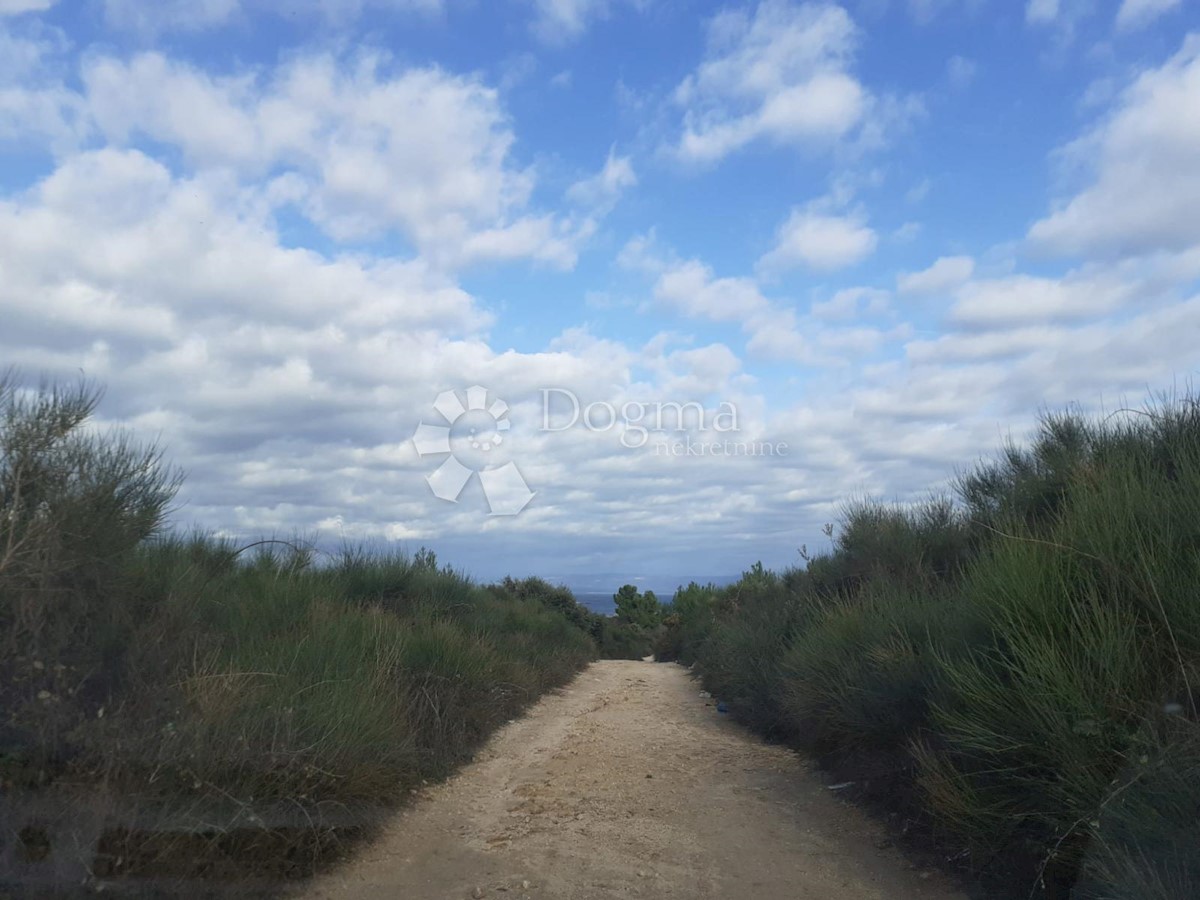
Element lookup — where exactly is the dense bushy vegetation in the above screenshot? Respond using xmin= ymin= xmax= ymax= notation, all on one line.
xmin=659 ymin=396 xmax=1200 ymax=899
xmin=488 ymin=576 xmax=657 ymax=660
xmin=0 ymin=378 xmax=598 ymax=883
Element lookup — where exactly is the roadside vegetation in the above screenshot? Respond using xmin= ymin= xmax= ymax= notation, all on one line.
xmin=0 ymin=377 xmax=603 ymax=887
xmin=490 ymin=577 xmax=660 ymax=661
xmin=658 ymin=394 xmax=1200 ymax=900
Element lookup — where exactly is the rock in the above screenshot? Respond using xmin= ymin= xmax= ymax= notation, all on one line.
xmin=472 ymin=887 xmax=486 ymax=898
xmin=520 ymin=881 xmax=531 ymax=890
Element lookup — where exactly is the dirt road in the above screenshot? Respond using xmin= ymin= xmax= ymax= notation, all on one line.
xmin=301 ymin=660 xmax=963 ymax=900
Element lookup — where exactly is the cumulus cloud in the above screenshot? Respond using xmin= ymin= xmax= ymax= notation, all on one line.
xmin=946 ymin=55 xmax=977 ymax=90
xmin=811 ymin=287 xmax=891 ymax=321
xmin=100 ymin=0 xmax=442 ymax=34
xmin=102 ymin=0 xmax=241 ymax=32
xmin=623 ymin=235 xmax=902 ymax=366
xmin=897 ymin=256 xmax=974 ymax=295
xmin=0 ymin=145 xmax=798 ymax=573
xmin=951 ymin=272 xmax=1138 ymax=328
xmin=0 ymin=26 xmax=86 ymax=148
xmin=907 ymin=0 xmax=983 ymax=25
xmin=525 ymin=0 xmax=631 ymax=43
xmin=77 ymin=51 xmax=589 ymax=269
xmin=653 ymin=258 xmax=772 ymax=322
xmin=1025 ymin=0 xmax=1060 ymax=24
xmin=0 ymin=149 xmax=496 ymax=524
xmin=672 ymin=0 xmax=869 ymax=164
xmin=566 ymin=149 xmax=637 ymax=212
xmin=1028 ymin=36 xmax=1200 ymax=259
xmin=4 ymin=1 xmax=1200 ymax=583
xmin=0 ymin=149 xmax=487 ymax=337
xmin=0 ymin=0 xmax=56 ymax=13
xmin=1024 ymin=0 xmax=1100 ymax=40
xmin=1115 ymin=0 xmax=1181 ymax=32
xmin=758 ymin=205 xmax=877 ymax=273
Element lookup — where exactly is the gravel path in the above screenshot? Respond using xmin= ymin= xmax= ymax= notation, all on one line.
xmin=300 ymin=660 xmax=964 ymax=900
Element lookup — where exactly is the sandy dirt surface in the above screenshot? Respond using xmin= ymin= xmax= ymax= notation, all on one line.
xmin=300 ymin=660 xmax=964 ymax=900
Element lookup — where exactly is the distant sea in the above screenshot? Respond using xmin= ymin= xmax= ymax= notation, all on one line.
xmin=568 ymin=575 xmax=739 ymax=615
xmin=574 ymin=592 xmax=617 ymax=615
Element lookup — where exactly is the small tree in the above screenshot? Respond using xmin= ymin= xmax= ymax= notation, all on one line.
xmin=613 ymin=584 xmax=662 ymax=629
xmin=0 ymin=374 xmax=180 ymax=657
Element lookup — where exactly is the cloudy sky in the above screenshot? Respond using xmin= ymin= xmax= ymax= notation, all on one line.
xmin=1 ymin=0 xmax=1198 ymax=587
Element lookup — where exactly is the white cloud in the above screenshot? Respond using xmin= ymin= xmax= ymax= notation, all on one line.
xmin=78 ymin=51 xmax=589 ymax=270
xmin=1024 ymin=0 xmax=1099 ymax=39
xmin=654 ymin=259 xmax=772 ymax=322
xmin=4 ymin=1 xmax=1200 ymax=584
xmin=951 ymin=272 xmax=1137 ymax=327
xmin=101 ymin=0 xmax=441 ymax=33
xmin=629 ymin=239 xmax=901 ymax=365
xmin=758 ymin=205 xmax=877 ymax=273
xmin=905 ymin=179 xmax=931 ymax=204
xmin=103 ymin=0 xmax=240 ymax=32
xmin=908 ymin=0 xmax=982 ymax=25
xmin=672 ymin=0 xmax=869 ymax=164
xmin=526 ymin=0 xmax=621 ymax=43
xmin=811 ymin=287 xmax=891 ymax=321
xmin=0 ymin=0 xmax=56 ymax=13
xmin=0 ymin=149 xmax=487 ymax=334
xmin=1 ymin=146 xmax=808 ymax=571
xmin=1028 ymin=36 xmax=1200 ymax=259
xmin=946 ymin=54 xmax=977 ymax=90
xmin=0 ymin=26 xmax=86 ymax=149
xmin=1025 ymin=0 xmax=1059 ymax=24
xmin=566 ymin=149 xmax=637 ymax=211
xmin=897 ymin=255 xmax=975 ymax=295
xmin=1115 ymin=0 xmax=1181 ymax=32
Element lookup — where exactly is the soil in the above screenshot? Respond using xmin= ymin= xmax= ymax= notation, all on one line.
xmin=299 ymin=660 xmax=966 ymax=900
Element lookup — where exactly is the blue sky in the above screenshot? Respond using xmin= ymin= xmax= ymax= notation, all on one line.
xmin=2 ymin=0 xmax=1198 ymax=588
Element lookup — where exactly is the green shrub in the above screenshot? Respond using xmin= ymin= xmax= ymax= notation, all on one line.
xmin=487 ymin=575 xmax=601 ymax=636
xmin=654 ymin=582 xmax=718 ymax=664
xmin=779 ymin=584 xmax=976 ymax=758
xmin=590 ymin=616 xmax=653 ymax=659
xmin=916 ymin=401 xmax=1200 ymax=886
xmin=806 ymin=497 xmax=971 ymax=597
xmin=1073 ymin=718 xmax=1200 ymax=900
xmin=683 ymin=564 xmax=818 ymax=736
xmin=0 ymin=376 xmax=181 ymax=776
xmin=665 ymin=397 xmax=1200 ymax=899
xmin=0 ymin=376 xmax=598 ymax=883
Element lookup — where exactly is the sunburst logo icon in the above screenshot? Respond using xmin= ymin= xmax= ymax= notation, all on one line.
xmin=411 ymin=386 xmax=535 ymax=516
